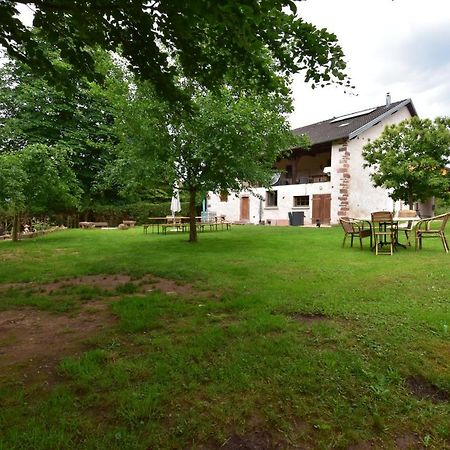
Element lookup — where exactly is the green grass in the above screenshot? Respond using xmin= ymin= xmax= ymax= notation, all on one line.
xmin=0 ymin=226 xmax=449 ymax=449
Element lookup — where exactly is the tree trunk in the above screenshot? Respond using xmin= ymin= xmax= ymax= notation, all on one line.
xmin=188 ymin=188 xmax=197 ymax=242
xmin=408 ymin=190 xmax=414 ymax=210
xmin=12 ymin=213 xmax=19 ymax=242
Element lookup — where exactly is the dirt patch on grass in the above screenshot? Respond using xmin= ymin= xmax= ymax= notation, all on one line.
xmin=406 ymin=375 xmax=449 ymax=403
xmin=290 ymin=313 xmax=329 ymax=323
xmin=394 ymin=433 xmax=424 ymax=449
xmin=200 ymin=415 xmax=315 ymax=450
xmin=0 ymin=273 xmax=217 ymax=385
xmin=348 ymin=434 xmax=423 ymax=450
xmin=0 ymin=306 xmax=116 ymax=383
xmin=209 ymin=426 xmax=315 ymax=450
xmin=347 ymin=442 xmax=377 ymax=450
xmin=219 ymin=431 xmax=281 ymax=450
xmin=1 ymin=273 xmax=205 ymax=298
xmin=148 ymin=277 xmax=204 ymax=297
xmin=0 ymin=274 xmax=217 ymax=384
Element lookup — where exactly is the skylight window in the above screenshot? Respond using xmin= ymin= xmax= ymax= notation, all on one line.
xmin=338 ymin=122 xmax=350 ymax=127
xmin=330 ymin=108 xmax=377 ymax=123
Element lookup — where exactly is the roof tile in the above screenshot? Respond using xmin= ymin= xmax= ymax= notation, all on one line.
xmin=292 ymin=99 xmax=417 ymax=145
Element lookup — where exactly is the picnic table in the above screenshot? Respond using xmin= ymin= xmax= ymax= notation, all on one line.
xmin=142 ymin=217 xmax=169 ymax=234
xmin=143 ymin=216 xmax=231 ymax=234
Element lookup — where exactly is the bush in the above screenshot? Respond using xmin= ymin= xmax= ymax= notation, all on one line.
xmin=74 ymin=201 xmax=191 ymax=226
xmin=1 ymin=201 xmax=195 ymax=229
xmin=0 ymin=211 xmax=54 ymax=234
xmin=435 ymin=197 xmax=450 ymax=215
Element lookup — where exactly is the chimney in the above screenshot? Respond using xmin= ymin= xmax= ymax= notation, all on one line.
xmin=386 ymin=92 xmax=391 ymax=106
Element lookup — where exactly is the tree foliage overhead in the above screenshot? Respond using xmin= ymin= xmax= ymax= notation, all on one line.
xmin=0 ymin=0 xmax=350 ymax=103
xmin=362 ymin=116 xmax=450 ymax=208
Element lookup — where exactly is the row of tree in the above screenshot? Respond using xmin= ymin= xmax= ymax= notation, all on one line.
xmin=0 ymin=35 xmax=311 ymax=241
xmin=0 ymin=2 xmax=351 ymax=241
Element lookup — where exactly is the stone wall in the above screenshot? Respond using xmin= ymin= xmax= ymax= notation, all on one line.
xmin=336 ymin=142 xmax=350 ymax=219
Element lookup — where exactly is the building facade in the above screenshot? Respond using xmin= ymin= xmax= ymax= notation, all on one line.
xmin=208 ymin=98 xmax=432 ymax=225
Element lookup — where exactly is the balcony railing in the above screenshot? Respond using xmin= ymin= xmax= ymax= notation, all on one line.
xmin=278 ymin=175 xmax=330 ymax=185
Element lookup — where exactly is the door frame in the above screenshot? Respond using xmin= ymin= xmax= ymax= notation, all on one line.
xmin=312 ymin=193 xmax=331 ymax=225
xmin=240 ymin=196 xmax=250 ymax=221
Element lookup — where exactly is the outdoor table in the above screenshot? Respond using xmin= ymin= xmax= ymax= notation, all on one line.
xmin=144 ymin=216 xmax=231 ymax=235
xmin=144 ymin=217 xmax=168 ymax=234
xmin=354 ymin=216 xmax=422 ymax=250
xmin=162 ymin=216 xmax=190 ymax=234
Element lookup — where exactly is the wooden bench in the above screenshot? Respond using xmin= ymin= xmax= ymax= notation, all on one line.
xmin=79 ymin=222 xmax=108 ymax=229
xmin=161 ymin=222 xmax=188 ymax=234
xmin=142 ymin=217 xmax=231 ymax=235
xmin=143 ymin=223 xmax=159 ymax=234
xmin=122 ymin=220 xmax=136 ymax=227
xmin=199 ymin=218 xmax=232 ymax=232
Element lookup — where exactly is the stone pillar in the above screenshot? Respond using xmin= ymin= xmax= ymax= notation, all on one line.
xmin=337 ymin=142 xmax=350 ymax=219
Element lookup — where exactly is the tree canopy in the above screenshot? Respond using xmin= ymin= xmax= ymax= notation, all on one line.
xmin=0 ymin=45 xmax=124 ymax=208
xmin=0 ymin=39 xmax=179 ymax=225
xmin=0 ymin=1 xmax=350 ymax=104
xmin=362 ymin=116 xmax=450 ymax=208
xmin=0 ymin=144 xmax=81 ymax=240
xmin=108 ymin=82 xmax=309 ymax=241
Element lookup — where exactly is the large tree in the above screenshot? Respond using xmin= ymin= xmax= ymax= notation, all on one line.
xmin=109 ymin=83 xmax=310 ymax=242
xmin=362 ymin=117 xmax=450 ymax=208
xmin=0 ymin=45 xmax=122 ymax=208
xmin=0 ymin=1 xmax=350 ymax=104
xmin=0 ymin=144 xmax=81 ymax=240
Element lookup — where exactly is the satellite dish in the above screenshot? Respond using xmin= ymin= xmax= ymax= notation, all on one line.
xmin=270 ymin=172 xmax=281 ymax=186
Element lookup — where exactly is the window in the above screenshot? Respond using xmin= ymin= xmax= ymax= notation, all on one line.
xmin=266 ymin=190 xmax=278 ymax=207
xmin=329 ymin=107 xmax=376 ymax=123
xmin=293 ymin=195 xmax=309 ymax=207
xmin=219 ymin=191 xmax=228 ymax=202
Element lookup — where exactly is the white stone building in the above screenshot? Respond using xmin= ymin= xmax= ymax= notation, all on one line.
xmin=208 ymin=98 xmax=433 ymax=226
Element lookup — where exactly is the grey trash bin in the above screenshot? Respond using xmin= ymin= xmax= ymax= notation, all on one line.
xmin=288 ymin=212 xmax=293 ymax=226
xmin=291 ymin=211 xmax=304 ymax=226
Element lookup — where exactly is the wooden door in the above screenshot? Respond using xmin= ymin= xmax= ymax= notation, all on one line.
xmin=312 ymin=194 xmax=331 ymax=225
xmin=240 ymin=196 xmax=250 ymax=221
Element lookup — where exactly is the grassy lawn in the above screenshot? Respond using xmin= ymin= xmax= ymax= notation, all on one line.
xmin=0 ymin=225 xmax=449 ymax=449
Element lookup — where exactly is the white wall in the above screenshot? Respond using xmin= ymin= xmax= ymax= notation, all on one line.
xmin=208 ymin=182 xmax=331 ymax=225
xmin=208 ymin=105 xmax=415 ymax=225
xmin=347 ymin=106 xmax=412 ymax=218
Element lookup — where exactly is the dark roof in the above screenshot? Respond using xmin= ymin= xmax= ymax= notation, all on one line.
xmin=292 ymin=99 xmax=417 ymax=145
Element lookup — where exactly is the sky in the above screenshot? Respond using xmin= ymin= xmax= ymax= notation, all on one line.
xmin=288 ymin=0 xmax=450 ymax=128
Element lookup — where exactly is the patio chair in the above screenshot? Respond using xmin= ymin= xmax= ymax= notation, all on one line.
xmin=371 ymin=211 xmax=397 ymax=255
xmin=415 ymin=212 xmax=450 ymax=253
xmin=397 ymin=209 xmax=418 ymax=246
xmin=340 ymin=218 xmax=372 ymax=249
